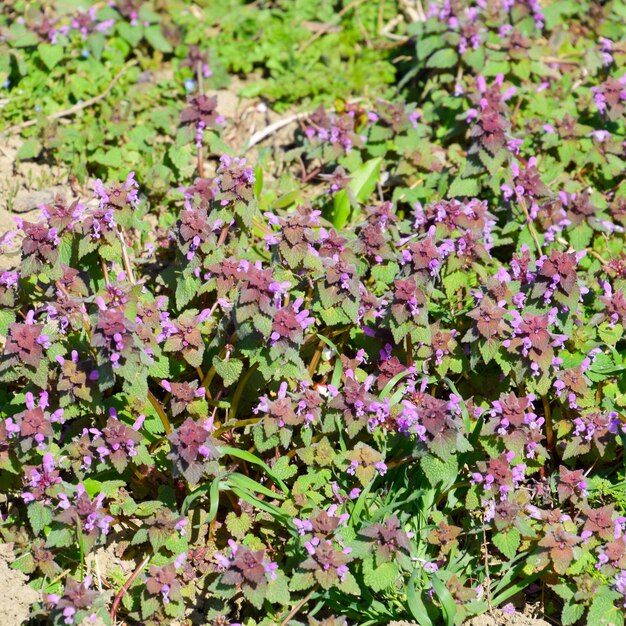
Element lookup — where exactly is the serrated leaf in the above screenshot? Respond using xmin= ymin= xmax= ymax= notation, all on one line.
xmin=28 ymin=502 xmax=53 ymax=535
xmin=478 ymin=338 xmax=500 ymax=364
xmin=141 ymin=594 xmax=160 ymax=619
xmin=587 ymin=589 xmax=623 ymax=626
xmin=265 ymin=572 xmax=291 ymax=605
xmin=225 ymin=511 xmax=251 ymax=539
xmin=420 ymin=454 xmax=458 ymax=489
xmin=176 ymin=274 xmax=200 ymax=309
xmin=45 ymin=526 xmax=73 ymax=548
xmin=492 ymin=528 xmax=520 ymax=559
xmin=363 ymin=560 xmax=399 ymax=592
xmin=448 ymin=176 xmax=479 ymax=198
xmin=338 ymin=571 xmax=360 ymax=595
xmin=562 ymin=603 xmax=585 ymax=626
xmin=213 ymin=357 xmax=244 ymax=387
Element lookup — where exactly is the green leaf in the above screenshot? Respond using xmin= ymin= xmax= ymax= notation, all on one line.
xmin=0 ymin=309 xmax=16 ymax=336
xmin=213 ymin=357 xmax=244 ymax=387
xmin=349 ymin=157 xmax=382 ymax=203
xmin=226 ymin=472 xmax=285 ymax=500
xmin=265 ymin=572 xmax=291 ymax=605
xmin=45 ymin=527 xmax=73 ymax=548
xmin=587 ymin=588 xmax=623 ymax=626
xmin=330 ymin=189 xmax=351 ymax=229
xmin=220 ymin=446 xmax=289 ymax=494
xmin=371 ymin=261 xmax=399 ymax=285
xmin=144 ymin=25 xmax=173 ymax=52
xmin=421 ymin=453 xmax=458 ymax=489
xmin=448 ymin=176 xmax=479 ymax=198
xmin=225 ymin=511 xmax=251 ymax=539
xmin=168 ymin=145 xmax=195 ymax=178
xmin=181 ymin=478 xmax=220 ymax=518
xmin=407 ymin=571 xmax=434 ymax=626
xmin=17 ymin=139 xmax=42 ymax=161
xmin=478 ymin=338 xmax=500 ymax=364
xmin=598 ymin=322 xmax=623 ymax=347
xmin=93 ymin=147 xmax=123 ymax=168
xmin=141 ymin=594 xmax=160 ymax=619
xmin=432 ymin=574 xmax=457 ymax=626
xmin=567 ymin=221 xmax=593 ymax=251
xmin=562 ymin=603 xmax=585 ymax=626
xmin=492 ymin=528 xmax=520 ymax=559
xmin=363 ymin=560 xmax=399 ymax=592
xmin=426 ymin=48 xmax=459 ymax=69
xmin=338 ymin=571 xmax=361 ymax=595
xmin=28 ymin=502 xmax=53 ymax=536
xmin=118 ymin=22 xmax=144 ymax=47
xmin=38 ymin=43 xmax=64 ymax=70
xmin=175 ymin=274 xmax=200 ymax=309
xmin=289 ymin=571 xmax=315 ymax=591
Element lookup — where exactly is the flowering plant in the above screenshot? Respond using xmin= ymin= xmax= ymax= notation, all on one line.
xmin=1 ymin=1 xmax=626 ymax=625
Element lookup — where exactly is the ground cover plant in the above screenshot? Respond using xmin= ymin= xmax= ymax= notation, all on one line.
xmin=0 ymin=0 xmax=626 ymax=625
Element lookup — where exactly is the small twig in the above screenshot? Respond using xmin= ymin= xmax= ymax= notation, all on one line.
xmin=483 ymin=526 xmax=492 ymax=611
xmin=586 ymin=248 xmax=616 ymax=275
xmin=110 ymin=554 xmax=150 ymax=622
xmin=3 ymin=61 xmax=137 ymax=135
xmin=405 ymin=333 xmax=414 ymax=368
xmin=298 ymin=0 xmax=365 ymax=52
xmin=245 ymin=112 xmax=310 ymax=151
xmin=100 ymin=258 xmax=110 ymax=286
xmin=540 ymin=55 xmax=582 ymax=66
xmin=246 ymin=97 xmax=365 ymax=151
xmin=118 ymin=227 xmax=136 ymax=283
xmin=308 ymin=338 xmax=325 ymax=378
xmin=214 ymin=417 xmax=261 ymax=438
xmin=279 ymin=585 xmax=319 ymax=626
xmin=217 ymin=223 xmax=231 ymax=246
xmin=148 ymin=391 xmax=171 ymax=434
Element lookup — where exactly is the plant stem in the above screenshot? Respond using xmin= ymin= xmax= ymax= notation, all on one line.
xmin=214 ymin=417 xmax=260 ymax=438
xmin=405 ymin=333 xmax=413 ymax=367
xmin=118 ymin=227 xmax=136 ymax=283
xmin=148 ymin=390 xmax=172 ymax=434
xmin=100 ymin=257 xmax=110 ymax=286
xmin=308 ymin=338 xmax=325 ymax=378
xmin=279 ymin=585 xmax=319 ymax=626
xmin=110 ymin=554 xmax=151 ymax=622
xmin=542 ymin=395 xmax=555 ymax=454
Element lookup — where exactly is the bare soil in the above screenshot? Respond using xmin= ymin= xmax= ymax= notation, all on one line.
xmin=0 ymin=542 xmax=40 ymax=626
xmin=464 ymin=609 xmax=550 ymax=626
xmin=0 ymin=135 xmax=67 ymax=270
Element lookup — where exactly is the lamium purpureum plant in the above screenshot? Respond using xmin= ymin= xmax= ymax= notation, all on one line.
xmin=0 ymin=1 xmax=626 ymax=625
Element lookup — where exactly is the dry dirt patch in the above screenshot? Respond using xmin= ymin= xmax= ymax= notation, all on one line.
xmin=0 ymin=542 xmax=40 ymax=626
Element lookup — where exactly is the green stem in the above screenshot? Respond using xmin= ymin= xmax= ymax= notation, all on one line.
xmin=214 ymin=417 xmax=260 ymax=438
